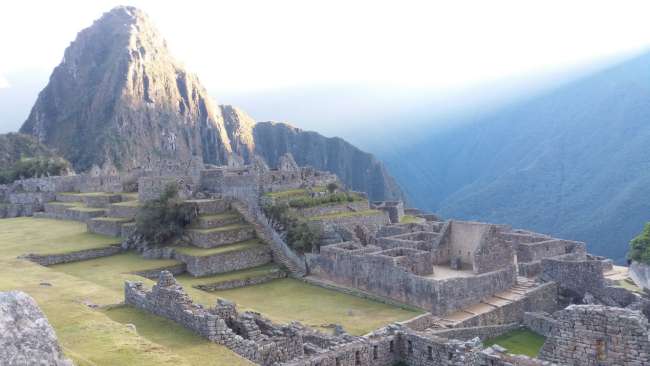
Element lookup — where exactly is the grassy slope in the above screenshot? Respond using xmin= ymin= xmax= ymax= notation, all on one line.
xmin=173 ymin=240 xmax=265 ymax=256
xmin=484 ymin=329 xmax=546 ymax=357
xmin=0 ymin=217 xmax=250 ymax=366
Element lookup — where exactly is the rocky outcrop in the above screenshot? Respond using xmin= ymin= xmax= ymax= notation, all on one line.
xmin=0 ymin=291 xmax=73 ymax=366
xmin=253 ymin=122 xmax=404 ymax=201
xmin=20 ymin=6 xmax=404 ymax=201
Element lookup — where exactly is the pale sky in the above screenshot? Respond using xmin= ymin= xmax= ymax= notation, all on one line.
xmin=1 ymin=0 xmax=650 ymax=95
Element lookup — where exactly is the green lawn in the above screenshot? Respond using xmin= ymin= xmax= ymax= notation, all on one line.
xmin=111 ymin=200 xmax=141 ymax=207
xmin=198 ymin=278 xmax=421 ymax=335
xmin=173 ymin=239 xmax=265 ymax=257
xmin=400 ymin=215 xmax=424 ymax=224
xmin=0 ymin=216 xmax=421 ymax=364
xmin=103 ymin=305 xmax=252 ymax=366
xmin=263 ymin=187 xmax=326 ymax=199
xmin=309 ymin=209 xmax=384 ymax=221
xmin=0 ymin=217 xmax=250 ymax=365
xmin=484 ymin=328 xmax=546 ymax=357
xmin=0 ymin=217 xmax=118 ymax=255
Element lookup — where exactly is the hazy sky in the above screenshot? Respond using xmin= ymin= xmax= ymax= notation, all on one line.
xmin=2 ymin=0 xmax=650 ymax=95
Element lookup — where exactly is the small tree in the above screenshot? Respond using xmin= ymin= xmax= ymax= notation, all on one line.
xmin=135 ymin=183 xmax=197 ymax=247
xmin=628 ymin=222 xmax=650 ymax=264
xmin=326 ymin=182 xmax=339 ymax=194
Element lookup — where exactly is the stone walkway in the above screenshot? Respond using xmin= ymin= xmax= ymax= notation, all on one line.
xmin=603 ymin=265 xmax=629 ymax=281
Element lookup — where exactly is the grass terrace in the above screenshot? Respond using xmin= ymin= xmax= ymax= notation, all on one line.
xmin=173 ymin=239 xmax=265 ymax=257
xmin=187 ymin=223 xmax=251 ymax=233
xmin=263 ymin=186 xmax=327 ymax=199
xmin=484 ymin=328 xmax=546 ymax=357
xmin=176 ymin=264 xmax=281 ymax=287
xmin=0 ymin=217 xmax=249 ymax=365
xmin=0 ymin=217 xmax=118 ymax=255
xmin=309 ymin=209 xmax=384 ymax=221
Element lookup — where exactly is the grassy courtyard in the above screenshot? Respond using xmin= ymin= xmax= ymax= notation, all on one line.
xmin=0 ymin=217 xmax=421 ymax=364
xmin=484 ymin=328 xmax=546 ymax=357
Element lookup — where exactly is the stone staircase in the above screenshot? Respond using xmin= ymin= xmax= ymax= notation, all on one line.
xmin=421 ymin=276 xmax=541 ymax=331
xmin=168 ymin=198 xmax=273 ymax=277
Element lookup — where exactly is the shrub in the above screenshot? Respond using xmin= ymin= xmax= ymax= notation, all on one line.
xmin=628 ymin=222 xmax=650 ymax=264
xmin=326 ymin=182 xmax=339 ymax=194
xmin=0 ymin=157 xmax=71 ymax=184
xmin=263 ymin=202 xmax=321 ymax=253
xmin=135 ymin=183 xmax=197 ymax=247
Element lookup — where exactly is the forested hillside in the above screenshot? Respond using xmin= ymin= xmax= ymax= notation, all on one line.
xmin=382 ymin=51 xmax=650 ymax=262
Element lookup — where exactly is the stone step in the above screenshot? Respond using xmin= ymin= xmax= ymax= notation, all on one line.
xmin=173 ymin=240 xmax=272 ymax=277
xmin=43 ymin=202 xmax=106 ymax=222
xmin=187 ymin=224 xmax=256 ymax=249
xmin=55 ymin=193 xmax=84 ymax=203
xmin=107 ymin=201 xmax=141 ymax=219
xmin=87 ymin=217 xmax=133 ymax=237
xmin=184 ymin=199 xmax=229 ymax=215
xmin=193 ymin=212 xmax=243 ymax=229
xmin=82 ymin=193 xmax=123 ymax=208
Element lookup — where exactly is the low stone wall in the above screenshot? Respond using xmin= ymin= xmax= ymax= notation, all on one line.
xmin=195 ymin=269 xmax=287 ymax=291
xmin=430 ymin=323 xmax=521 ymax=341
xmin=175 ymin=246 xmax=272 ymax=277
xmin=523 ymin=312 xmax=556 ymax=337
xmin=125 ymin=272 xmax=305 ymax=365
xmin=131 ymin=264 xmax=187 ymax=279
xmin=21 ymin=245 xmax=122 ymax=266
xmin=541 ymin=257 xmax=605 ymax=297
xmin=517 ymin=239 xmax=586 ymax=263
xmin=0 ymin=203 xmax=39 ymax=218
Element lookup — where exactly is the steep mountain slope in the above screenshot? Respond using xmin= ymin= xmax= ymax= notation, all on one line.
xmin=383 ymin=51 xmax=650 ymax=261
xmin=254 ymin=122 xmax=404 ymax=200
xmin=18 ymin=6 xmax=402 ymax=200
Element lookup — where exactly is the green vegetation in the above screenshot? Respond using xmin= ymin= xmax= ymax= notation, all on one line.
xmin=103 ymin=305 xmax=252 ymax=366
xmin=0 ymin=156 xmax=71 ymax=184
xmin=263 ymin=186 xmax=326 ymax=199
xmin=0 ymin=217 xmax=118 ymax=255
xmin=400 ymin=215 xmax=423 ymax=224
xmin=135 ymin=183 xmax=197 ymax=246
xmin=287 ymin=191 xmax=362 ymax=209
xmin=206 ymin=278 xmax=421 ymax=335
xmin=484 ymin=328 xmax=546 ymax=357
xmin=628 ymin=223 xmax=650 ymax=264
xmin=0 ymin=132 xmax=72 ymax=184
xmin=0 ymin=217 xmax=248 ymax=365
xmin=617 ymin=278 xmax=643 ymax=293
xmin=309 ymin=209 xmax=383 ymax=221
xmin=263 ymin=203 xmax=321 ymax=253
xmin=173 ymin=240 xmax=265 ymax=257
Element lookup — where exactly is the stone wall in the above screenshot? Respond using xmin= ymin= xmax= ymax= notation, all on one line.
xmin=194 ymin=269 xmax=287 ymax=291
xmin=472 ymin=225 xmax=515 ymax=274
xmin=541 ymin=257 xmax=605 ymax=297
xmin=138 ymin=175 xmax=197 ymax=202
xmin=539 ymin=305 xmax=650 ymax=366
xmin=308 ymin=242 xmax=517 ymax=315
xmin=176 ymin=245 xmax=272 ymax=277
xmin=523 ymin=312 xmax=556 ymax=337
xmin=21 ymin=245 xmax=122 ymax=266
xmin=517 ymin=239 xmax=586 ymax=263
xmin=430 ymin=323 xmax=521 ymax=341
xmin=125 ymin=272 xmax=305 ymax=365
